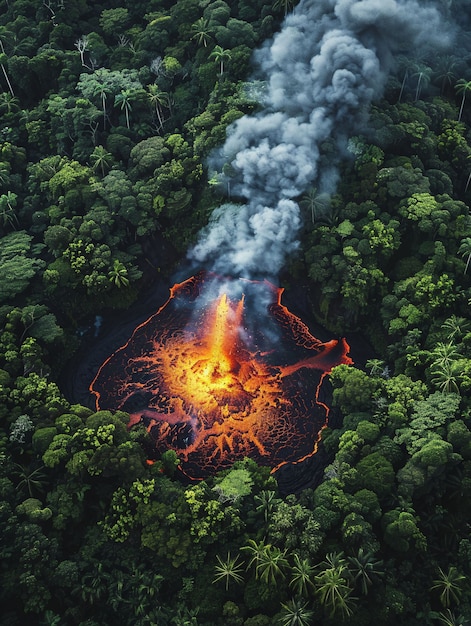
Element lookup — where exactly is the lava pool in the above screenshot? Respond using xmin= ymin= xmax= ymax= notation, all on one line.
xmin=90 ymin=272 xmax=352 ymax=479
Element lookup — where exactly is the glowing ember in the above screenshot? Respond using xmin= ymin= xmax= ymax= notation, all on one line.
xmin=90 ymin=272 xmax=352 ymax=479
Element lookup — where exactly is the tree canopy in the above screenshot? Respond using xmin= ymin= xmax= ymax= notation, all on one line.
xmin=1 ymin=0 xmax=471 ymax=624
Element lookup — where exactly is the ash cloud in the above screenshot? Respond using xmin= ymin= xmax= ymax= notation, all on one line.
xmin=188 ymin=0 xmax=453 ymax=280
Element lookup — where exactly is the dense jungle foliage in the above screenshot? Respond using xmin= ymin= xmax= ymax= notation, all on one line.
xmin=1 ymin=0 xmax=471 ymax=624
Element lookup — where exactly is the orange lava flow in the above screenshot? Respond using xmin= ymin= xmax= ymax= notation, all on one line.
xmin=89 ymin=272 xmax=352 ymax=479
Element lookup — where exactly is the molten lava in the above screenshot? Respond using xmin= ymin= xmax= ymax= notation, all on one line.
xmin=90 ymin=273 xmax=352 ymax=479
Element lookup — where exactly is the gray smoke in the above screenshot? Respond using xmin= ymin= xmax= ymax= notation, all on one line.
xmin=189 ymin=0 xmax=451 ymax=279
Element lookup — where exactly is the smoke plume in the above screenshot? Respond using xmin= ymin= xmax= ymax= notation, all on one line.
xmin=189 ymin=0 xmax=451 ymax=280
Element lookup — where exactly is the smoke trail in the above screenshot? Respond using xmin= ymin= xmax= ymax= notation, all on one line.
xmin=188 ymin=0 xmax=451 ymax=279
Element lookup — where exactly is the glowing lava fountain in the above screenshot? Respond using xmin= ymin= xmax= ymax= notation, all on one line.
xmin=90 ymin=273 xmax=352 ymax=479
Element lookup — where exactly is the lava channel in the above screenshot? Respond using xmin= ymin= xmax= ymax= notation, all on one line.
xmin=89 ymin=272 xmax=352 ymax=479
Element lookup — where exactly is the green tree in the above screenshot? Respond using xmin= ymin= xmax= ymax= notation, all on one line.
xmin=0 ymin=191 xmax=19 ymax=231
xmin=16 ymin=497 xmax=52 ymax=522
xmin=394 ymin=392 xmax=460 ymax=455
xmin=289 ymin=554 xmax=315 ymax=597
xmin=256 ymin=544 xmax=289 ymax=586
xmin=210 ymin=45 xmax=231 ymax=76
xmin=382 ymin=509 xmax=427 ymax=552
xmin=398 ymin=192 xmax=438 ymax=223
xmin=436 ymin=609 xmax=469 ymax=626
xmin=99 ymin=8 xmax=129 ymax=37
xmin=185 ymin=482 xmax=241 ymax=547
xmin=191 ymin=17 xmax=213 ymax=48
xmin=430 ymin=566 xmax=466 ymax=608
xmin=77 ymin=68 xmax=142 ymax=130
xmin=346 ymin=548 xmax=383 ymax=596
xmin=13 ymin=463 xmax=48 ymax=498
xmin=411 ymin=63 xmax=432 ymax=101
xmin=213 ymin=467 xmax=253 ymax=502
xmin=114 ymin=88 xmax=142 ymax=129
xmin=431 ymin=361 xmax=460 ymax=393
xmin=455 ymin=78 xmax=471 ymax=122
xmin=254 ymin=489 xmax=279 ymax=524
xmin=0 ymin=92 xmax=19 ymax=114
xmin=442 ymin=315 xmax=471 ymax=340
xmin=273 ymin=0 xmax=297 ymax=16
xmin=353 ymin=452 xmax=395 ymax=499
xmin=429 ymin=342 xmax=463 ymax=369
xmin=458 ymin=237 xmax=471 ymax=274
xmin=268 ymin=496 xmax=323 ymax=557
xmin=129 ymin=136 xmax=170 ymax=178
xmin=242 ymin=539 xmax=269 ymax=572
xmin=314 ymin=559 xmax=356 ymax=620
xmin=147 ymin=84 xmax=170 ymax=132
xmin=213 ymin=553 xmax=245 ymax=591
xmin=365 ymin=359 xmax=386 ymax=377
xmin=0 ymin=38 xmax=14 ymax=96
xmin=89 ymin=145 xmax=114 ymax=178
xmin=108 ymin=259 xmax=130 ymax=288
xmin=278 ymin=598 xmax=313 ymax=626
xmin=0 ymin=231 xmax=45 ymax=304
xmin=300 ymin=187 xmax=331 ymax=224
xmin=330 ymin=365 xmax=381 ymax=415
xmin=433 ymin=56 xmax=457 ymax=94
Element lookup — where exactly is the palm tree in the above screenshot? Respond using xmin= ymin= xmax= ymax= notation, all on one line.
xmin=397 ymin=63 xmax=409 ymax=103
xmin=455 ymin=78 xmax=471 ymax=122
xmin=147 ymin=84 xmax=169 ymax=131
xmin=74 ymin=564 xmax=111 ymax=604
xmin=465 ymin=154 xmax=471 ymax=192
xmin=273 ymin=0 xmax=297 ymax=16
xmin=299 ymin=187 xmax=330 ymax=224
xmin=317 ymin=551 xmax=348 ymax=571
xmin=213 ymin=552 xmax=245 ymax=591
xmin=365 ymin=358 xmax=386 ymax=377
xmin=13 ymin=463 xmax=48 ymax=497
xmin=209 ymin=45 xmax=231 ymax=76
xmin=314 ymin=559 xmax=356 ymax=620
xmin=171 ymin=607 xmax=199 ymax=626
xmin=437 ymin=609 xmax=468 ymax=626
xmin=242 ymin=539 xmax=289 ymax=584
xmin=90 ymin=145 xmax=113 ymax=178
xmin=257 ymin=544 xmax=289 ymax=585
xmin=0 ymin=37 xmax=14 ymax=96
xmin=396 ymin=55 xmax=423 ymax=103
xmin=132 ymin=566 xmax=162 ymax=602
xmin=0 ymin=191 xmax=18 ymax=230
xmin=242 ymin=539 xmax=267 ymax=571
xmin=1 ymin=31 xmax=30 ymax=56
xmin=458 ymin=237 xmax=471 ymax=274
xmin=289 ymin=554 xmax=315 ymax=597
xmin=254 ymin=489 xmax=278 ymax=523
xmin=411 ymin=63 xmax=432 ymax=101
xmin=93 ymin=80 xmax=111 ymax=130
xmin=431 ymin=361 xmax=460 ymax=394
xmin=132 ymin=574 xmax=163 ymax=620
xmin=191 ymin=18 xmax=213 ymax=48
xmin=431 ymin=566 xmax=466 ymax=608
xmin=40 ymin=610 xmax=62 ymax=626
xmin=114 ymin=89 xmax=137 ymax=129
xmin=442 ymin=315 xmax=471 ymax=340
xmin=0 ymin=162 xmax=10 ymax=186
xmin=433 ymin=56 xmax=457 ymax=95
xmin=278 ymin=598 xmax=314 ymax=626
xmin=108 ymin=259 xmax=130 ymax=288
xmin=346 ymin=548 xmax=384 ymax=596
xmin=430 ymin=341 xmax=462 ymax=369
xmin=0 ymin=92 xmax=19 ymax=114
